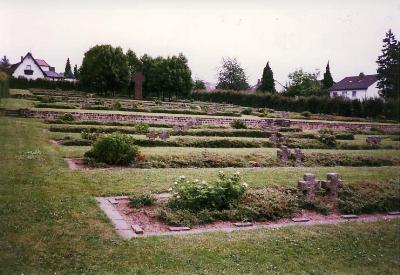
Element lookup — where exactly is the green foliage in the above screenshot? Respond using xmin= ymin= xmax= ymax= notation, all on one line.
xmin=79 ymin=44 xmax=130 ymax=96
xmin=216 ymin=57 xmax=249 ymax=91
xmin=84 ymin=132 xmax=140 ymax=165
xmin=112 ymin=99 xmax=122 ymax=110
xmin=322 ymin=62 xmax=334 ymax=89
xmin=191 ymin=90 xmax=399 ymax=120
xmin=241 ymin=107 xmax=253 ymax=115
xmin=230 ymin=119 xmax=247 ymax=129
xmin=258 ymin=61 xmax=275 ymax=92
xmin=301 ymin=111 xmax=311 ymax=117
xmin=284 ymin=69 xmax=322 ymax=97
xmin=60 ymin=113 xmax=74 ymax=122
xmin=318 ymin=130 xmax=337 ymax=147
xmin=81 ymin=129 xmax=102 ymax=141
xmin=35 ymin=103 xmax=77 ymax=109
xmin=338 ymin=181 xmax=400 ymax=214
xmin=134 ymin=122 xmax=149 ymax=134
xmin=0 ymin=55 xmax=10 ymax=68
xmin=168 ymin=172 xmax=247 ymax=211
xmin=129 ymin=193 xmax=155 ymax=208
xmin=73 ymin=64 xmax=79 ymax=79
xmin=193 ymin=79 xmax=206 ymax=90
xmin=376 ymin=29 xmax=400 ymax=99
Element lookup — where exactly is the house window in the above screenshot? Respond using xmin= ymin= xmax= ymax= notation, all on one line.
xmin=26 ymin=65 xmax=31 ymax=70
xmin=332 ymin=92 xmax=337 ymax=97
xmin=352 ymin=91 xmax=357 ymax=97
xmin=341 ymin=91 xmax=347 ymax=96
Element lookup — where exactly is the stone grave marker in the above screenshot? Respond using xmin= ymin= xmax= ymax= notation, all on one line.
xmin=279 ymin=135 xmax=289 ymax=144
xmin=146 ymin=130 xmax=157 ymax=140
xmin=277 ymin=146 xmax=291 ymax=162
xmin=321 ymin=173 xmax=343 ymax=201
xmin=159 ymin=130 xmax=170 ymax=141
xmin=291 ymin=217 xmax=310 ymax=222
xmin=131 ymin=224 xmax=144 ymax=234
xmin=233 ymin=222 xmax=254 ymax=227
xmin=269 ymin=134 xmax=279 ymax=145
xmin=169 ymin=226 xmax=190 ymax=232
xmin=280 ymin=111 xmax=289 ymax=118
xmin=341 ymin=214 xmax=358 ymax=219
xmin=298 ymin=173 xmax=320 ymax=200
xmin=293 ymin=148 xmax=304 ymax=166
xmin=366 ymin=136 xmax=382 ymax=146
xmin=132 ymin=72 xmax=145 ymax=100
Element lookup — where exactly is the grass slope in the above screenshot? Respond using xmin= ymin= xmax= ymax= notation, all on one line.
xmin=0 ymin=116 xmax=399 ymax=274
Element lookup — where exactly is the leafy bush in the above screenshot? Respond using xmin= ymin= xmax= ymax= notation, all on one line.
xmin=168 ymin=172 xmax=247 ymax=211
xmin=112 ymin=100 xmax=122 ymax=110
xmin=301 ymin=111 xmax=311 ymax=117
xmin=61 ymin=113 xmax=75 ymax=122
xmin=84 ymin=133 xmax=140 ymax=165
xmin=338 ymin=181 xmax=400 ymax=214
xmin=241 ymin=107 xmax=253 ymax=115
xmin=35 ymin=103 xmax=77 ymax=109
xmin=129 ymin=193 xmax=155 ymax=208
xmin=230 ymin=119 xmax=247 ymax=129
xmin=81 ymin=129 xmax=102 ymax=141
xmin=135 ymin=122 xmax=149 ymax=134
xmin=318 ymin=130 xmax=337 ymax=147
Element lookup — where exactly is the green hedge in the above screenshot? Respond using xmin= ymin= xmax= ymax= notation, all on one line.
xmin=191 ymin=90 xmax=400 ymax=120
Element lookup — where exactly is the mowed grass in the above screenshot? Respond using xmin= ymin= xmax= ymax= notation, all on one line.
xmin=0 ymin=116 xmax=400 ymax=274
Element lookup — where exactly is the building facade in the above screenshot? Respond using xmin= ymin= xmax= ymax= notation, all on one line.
xmin=328 ymin=73 xmax=380 ymax=100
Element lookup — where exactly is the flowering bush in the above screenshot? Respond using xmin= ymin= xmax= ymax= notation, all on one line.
xmin=168 ymin=171 xmax=247 ymax=211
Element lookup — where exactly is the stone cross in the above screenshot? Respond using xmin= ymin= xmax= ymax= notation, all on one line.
xmin=279 ymin=135 xmax=289 ymax=144
xmin=173 ymin=125 xmax=181 ymax=132
xmin=269 ymin=134 xmax=279 ymax=145
xmin=132 ymin=72 xmax=145 ymax=100
xmin=366 ymin=136 xmax=382 ymax=147
xmin=298 ymin=173 xmax=320 ymax=201
xmin=321 ymin=173 xmax=343 ymax=201
xmin=159 ymin=130 xmax=170 ymax=141
xmin=277 ymin=146 xmax=291 ymax=162
xmin=280 ymin=111 xmax=289 ymax=118
xmin=146 ymin=130 xmax=157 ymax=140
xmin=293 ymin=148 xmax=304 ymax=166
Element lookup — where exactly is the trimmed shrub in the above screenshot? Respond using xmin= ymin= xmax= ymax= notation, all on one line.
xmin=230 ymin=119 xmax=247 ymax=129
xmin=84 ymin=133 xmax=140 ymax=165
xmin=168 ymin=172 xmax=247 ymax=211
xmin=241 ymin=107 xmax=253 ymax=115
xmin=61 ymin=113 xmax=75 ymax=122
xmin=301 ymin=111 xmax=311 ymax=117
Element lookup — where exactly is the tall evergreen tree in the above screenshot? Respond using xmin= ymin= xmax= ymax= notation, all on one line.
xmin=64 ymin=58 xmax=73 ymax=78
xmin=322 ymin=61 xmax=334 ymax=89
xmin=376 ymin=29 xmax=400 ymax=98
xmin=73 ymin=64 xmax=79 ymax=78
xmin=257 ymin=61 xmax=275 ymax=92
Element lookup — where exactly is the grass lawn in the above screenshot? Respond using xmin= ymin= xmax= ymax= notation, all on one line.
xmin=1 ymin=116 xmax=399 ymax=274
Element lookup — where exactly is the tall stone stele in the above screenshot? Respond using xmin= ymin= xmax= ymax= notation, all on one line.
xmin=132 ymin=72 xmax=145 ymax=100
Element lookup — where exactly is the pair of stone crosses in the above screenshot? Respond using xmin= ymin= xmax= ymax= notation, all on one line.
xmin=270 ymin=133 xmax=289 ymax=146
xmin=277 ymin=146 xmax=304 ymax=165
xmin=298 ymin=173 xmax=342 ymax=201
xmin=366 ymin=136 xmax=382 ymax=146
xmin=146 ymin=130 xmax=170 ymax=141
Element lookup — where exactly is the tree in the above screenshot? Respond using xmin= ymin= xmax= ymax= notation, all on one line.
xmin=377 ymin=29 xmax=400 ymax=99
xmin=0 ymin=56 xmax=10 ymax=69
xmin=284 ymin=68 xmax=322 ymax=97
xmin=126 ymin=49 xmax=142 ymax=75
xmin=257 ymin=61 xmax=275 ymax=92
xmin=216 ymin=57 xmax=249 ymax=91
xmin=73 ymin=65 xmax=79 ymax=79
xmin=322 ymin=61 xmax=334 ymax=89
xmin=64 ymin=58 xmax=73 ymax=78
xmin=79 ymin=45 xmax=130 ymax=96
xmin=193 ymin=79 xmax=206 ymax=90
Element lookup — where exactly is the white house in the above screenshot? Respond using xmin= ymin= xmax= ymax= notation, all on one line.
xmin=328 ymin=73 xmax=380 ymax=100
xmin=11 ymin=52 xmax=64 ymax=80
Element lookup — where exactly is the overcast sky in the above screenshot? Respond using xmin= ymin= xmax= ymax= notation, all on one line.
xmin=1 ymin=0 xmax=399 ymax=87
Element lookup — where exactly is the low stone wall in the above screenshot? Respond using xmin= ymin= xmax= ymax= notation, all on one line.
xmin=17 ymin=108 xmax=400 ymax=132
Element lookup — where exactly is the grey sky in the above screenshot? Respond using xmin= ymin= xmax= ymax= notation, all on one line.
xmin=1 ymin=0 xmax=399 ymax=87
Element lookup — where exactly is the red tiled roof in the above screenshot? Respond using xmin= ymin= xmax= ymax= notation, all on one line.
xmin=35 ymin=59 xmax=50 ymax=67
xmin=328 ymin=74 xmax=378 ymax=91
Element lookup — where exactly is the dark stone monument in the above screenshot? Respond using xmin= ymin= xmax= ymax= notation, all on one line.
xmin=366 ymin=136 xmax=382 ymax=147
xmin=277 ymin=146 xmax=291 ymax=162
xmin=293 ymin=148 xmax=305 ymax=166
xmin=132 ymin=72 xmax=145 ymax=100
xmin=298 ymin=173 xmax=320 ymax=200
xmin=321 ymin=173 xmax=343 ymax=201
xmin=146 ymin=130 xmax=157 ymax=140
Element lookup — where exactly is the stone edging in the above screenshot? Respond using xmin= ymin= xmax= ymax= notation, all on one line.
xmin=12 ymin=108 xmax=400 ymax=132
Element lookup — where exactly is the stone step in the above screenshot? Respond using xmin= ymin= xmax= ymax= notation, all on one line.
xmin=341 ymin=214 xmax=358 ymax=219
xmin=168 ymin=226 xmax=190 ymax=232
xmin=131 ymin=224 xmax=144 ymax=234
xmin=387 ymin=211 xmax=400 ymax=216
xmin=291 ymin=217 xmax=311 ymax=222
